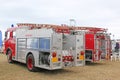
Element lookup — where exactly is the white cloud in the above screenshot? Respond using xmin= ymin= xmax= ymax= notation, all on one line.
xmin=0 ymin=0 xmax=120 ymax=39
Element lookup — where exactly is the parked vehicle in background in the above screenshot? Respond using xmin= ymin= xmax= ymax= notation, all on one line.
xmin=69 ymin=27 xmax=111 ymax=62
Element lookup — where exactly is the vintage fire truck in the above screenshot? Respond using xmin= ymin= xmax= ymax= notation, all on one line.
xmin=69 ymin=27 xmax=111 ymax=62
xmin=4 ymin=23 xmax=85 ymax=71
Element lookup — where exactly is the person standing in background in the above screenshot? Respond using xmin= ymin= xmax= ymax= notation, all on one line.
xmin=115 ymin=42 xmax=119 ymax=53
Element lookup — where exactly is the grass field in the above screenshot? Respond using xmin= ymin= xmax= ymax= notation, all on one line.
xmin=0 ymin=53 xmax=120 ymax=80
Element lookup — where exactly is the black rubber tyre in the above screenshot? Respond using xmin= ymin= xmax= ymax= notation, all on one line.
xmin=7 ymin=50 xmax=13 ymax=63
xmin=26 ymin=54 xmax=37 ymax=72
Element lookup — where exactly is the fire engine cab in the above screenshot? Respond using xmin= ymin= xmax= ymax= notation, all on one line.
xmin=4 ymin=23 xmax=85 ymax=71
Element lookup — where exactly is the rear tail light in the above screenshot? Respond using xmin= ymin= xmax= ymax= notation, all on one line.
xmin=69 ymin=56 xmax=73 ymax=61
xmin=65 ymin=56 xmax=68 ymax=60
xmin=62 ymin=56 xmax=73 ymax=62
xmin=52 ymin=52 xmax=57 ymax=57
xmin=78 ymin=51 xmax=85 ymax=60
xmin=66 ymin=56 xmax=73 ymax=61
xmin=68 ymin=56 xmax=71 ymax=61
xmin=62 ymin=56 xmax=67 ymax=62
xmin=80 ymin=51 xmax=84 ymax=55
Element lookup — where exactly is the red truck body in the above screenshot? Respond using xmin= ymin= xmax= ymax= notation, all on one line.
xmin=85 ymin=33 xmax=98 ymax=62
xmin=85 ymin=32 xmax=111 ymax=62
xmin=4 ymin=27 xmax=16 ymax=57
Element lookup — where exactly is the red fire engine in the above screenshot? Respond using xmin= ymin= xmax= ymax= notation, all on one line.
xmin=4 ymin=23 xmax=85 ymax=71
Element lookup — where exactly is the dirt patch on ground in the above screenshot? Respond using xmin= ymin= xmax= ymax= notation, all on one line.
xmin=0 ymin=53 xmax=120 ymax=80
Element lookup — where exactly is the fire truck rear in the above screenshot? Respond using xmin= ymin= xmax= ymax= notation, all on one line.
xmin=69 ymin=27 xmax=111 ymax=62
xmin=62 ymin=30 xmax=85 ymax=66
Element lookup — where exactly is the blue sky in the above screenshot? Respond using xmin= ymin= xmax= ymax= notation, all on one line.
xmin=0 ymin=0 xmax=120 ymax=39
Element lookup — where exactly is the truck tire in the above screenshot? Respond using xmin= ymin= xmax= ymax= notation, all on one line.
xmin=26 ymin=54 xmax=37 ymax=72
xmin=7 ymin=50 xmax=13 ymax=63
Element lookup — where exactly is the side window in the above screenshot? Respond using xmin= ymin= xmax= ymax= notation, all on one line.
xmin=27 ymin=38 xmax=39 ymax=49
xmin=7 ymin=32 xmax=10 ymax=39
xmin=39 ymin=38 xmax=50 ymax=50
xmin=13 ymin=31 xmax=16 ymax=38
